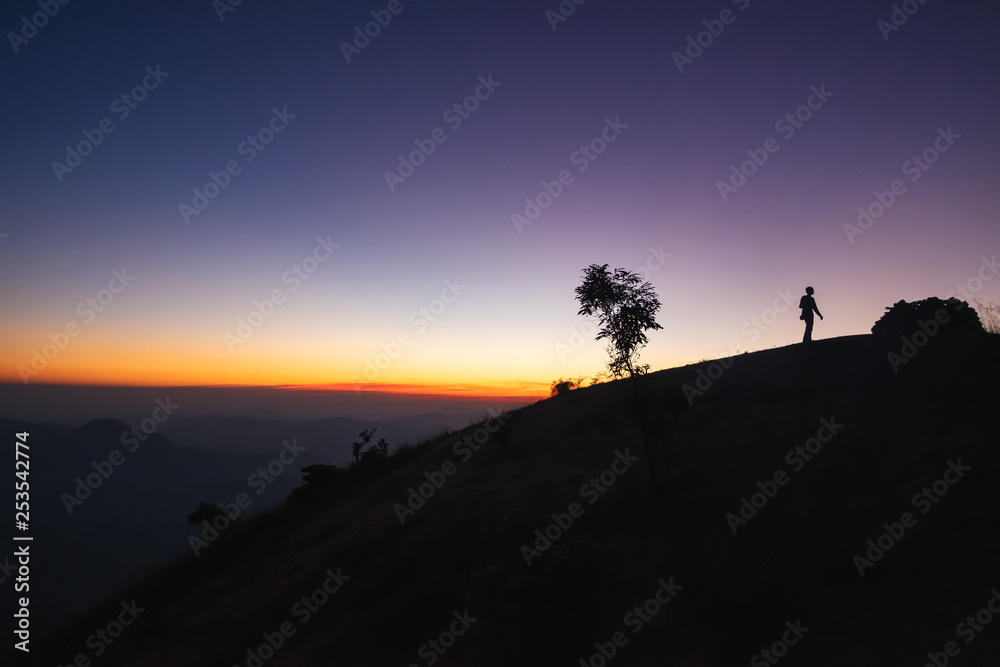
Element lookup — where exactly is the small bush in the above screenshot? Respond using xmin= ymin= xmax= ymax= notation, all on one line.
xmin=352 ymin=428 xmax=389 ymax=465
xmin=871 ymin=297 xmax=983 ymax=336
xmin=187 ymin=501 xmax=220 ymax=525
xmin=300 ymin=464 xmax=341 ymax=486
xmin=550 ymin=378 xmax=579 ymax=396
xmin=550 ymin=374 xmax=594 ymax=397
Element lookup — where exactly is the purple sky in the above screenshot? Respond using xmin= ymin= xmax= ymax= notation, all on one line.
xmin=1 ymin=0 xmax=998 ymax=397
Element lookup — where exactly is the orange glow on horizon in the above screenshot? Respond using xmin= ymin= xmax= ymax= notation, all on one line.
xmin=0 ymin=330 xmax=566 ymax=394
xmin=0 ymin=374 xmax=550 ymax=400
xmin=280 ymin=380 xmax=550 ymax=398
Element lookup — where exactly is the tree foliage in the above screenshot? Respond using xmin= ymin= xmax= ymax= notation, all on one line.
xmin=352 ymin=428 xmax=389 ymax=465
xmin=550 ymin=378 xmax=579 ymax=397
xmin=574 ymin=264 xmax=663 ymax=379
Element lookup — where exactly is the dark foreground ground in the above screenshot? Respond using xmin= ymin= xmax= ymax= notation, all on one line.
xmin=17 ymin=331 xmax=1000 ymax=666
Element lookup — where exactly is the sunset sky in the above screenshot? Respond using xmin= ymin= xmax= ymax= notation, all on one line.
xmin=1 ymin=0 xmax=998 ymax=396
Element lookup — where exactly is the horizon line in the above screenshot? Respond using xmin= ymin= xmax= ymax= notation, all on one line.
xmin=0 ymin=379 xmax=551 ymax=399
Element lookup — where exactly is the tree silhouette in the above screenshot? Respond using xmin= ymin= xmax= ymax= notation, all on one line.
xmin=574 ymin=263 xmax=663 ymax=379
xmin=352 ymin=428 xmax=389 ymax=465
xmin=363 ymin=437 xmax=389 ymax=462
xmin=351 ymin=429 xmax=373 ymax=465
xmin=575 ymin=264 xmax=674 ymax=498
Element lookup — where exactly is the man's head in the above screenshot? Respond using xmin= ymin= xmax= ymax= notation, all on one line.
xmin=805 ymin=286 xmax=814 ymax=296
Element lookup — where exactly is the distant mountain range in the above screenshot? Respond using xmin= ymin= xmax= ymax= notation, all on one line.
xmin=0 ymin=408 xmax=490 ymax=637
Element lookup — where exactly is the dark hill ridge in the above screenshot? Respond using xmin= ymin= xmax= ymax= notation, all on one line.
xmin=27 ymin=332 xmax=1000 ymax=666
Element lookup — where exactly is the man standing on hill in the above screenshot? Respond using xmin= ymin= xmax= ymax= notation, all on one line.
xmin=799 ymin=286 xmax=823 ymax=343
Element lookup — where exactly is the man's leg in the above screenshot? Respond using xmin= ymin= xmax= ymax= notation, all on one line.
xmin=803 ymin=318 xmax=813 ymax=343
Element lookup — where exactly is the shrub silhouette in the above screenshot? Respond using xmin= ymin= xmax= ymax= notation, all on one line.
xmin=287 ymin=464 xmax=344 ymax=507
xmin=550 ymin=379 xmax=577 ymax=396
xmin=550 ymin=376 xmax=587 ymax=396
xmin=871 ymin=297 xmax=983 ymax=336
xmin=186 ymin=501 xmax=230 ymax=526
xmin=291 ymin=430 xmax=412 ymax=508
xmin=301 ymin=463 xmax=342 ymax=486
xmin=351 ymin=428 xmax=389 ymax=465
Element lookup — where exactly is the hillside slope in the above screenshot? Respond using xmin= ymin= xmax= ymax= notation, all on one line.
xmin=28 ymin=332 xmax=1000 ymax=666
xmin=0 ymin=418 xmax=329 ymax=636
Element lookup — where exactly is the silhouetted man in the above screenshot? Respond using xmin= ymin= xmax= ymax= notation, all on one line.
xmin=799 ymin=286 xmax=823 ymax=343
